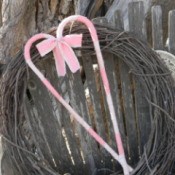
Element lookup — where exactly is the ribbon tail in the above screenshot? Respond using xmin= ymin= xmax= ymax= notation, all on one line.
xmin=53 ymin=47 xmax=66 ymax=76
xmin=60 ymin=43 xmax=80 ymax=73
xmin=36 ymin=39 xmax=56 ymax=57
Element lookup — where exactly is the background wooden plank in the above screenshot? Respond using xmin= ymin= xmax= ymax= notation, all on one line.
xmin=128 ymin=1 xmax=147 ymax=40
xmin=24 ymin=98 xmax=59 ymax=175
xmin=108 ymin=11 xmax=127 ymax=168
xmin=43 ymin=61 xmax=84 ymax=174
xmin=82 ymin=56 xmax=106 ymax=144
xmin=94 ymin=14 xmax=127 ymax=170
xmin=168 ymin=10 xmax=175 ymax=54
xmin=103 ymin=53 xmax=126 ymax=150
xmin=151 ymin=5 xmax=163 ymax=50
xmin=92 ymin=17 xmax=108 ymax=26
xmin=92 ymin=59 xmax=119 ymax=172
xmin=26 ymin=71 xmax=71 ymax=174
xmin=103 ymin=53 xmax=129 ymax=171
xmin=119 ymin=60 xmax=139 ymax=165
xmin=66 ymin=68 xmax=98 ymax=173
xmin=82 ymin=55 xmax=115 ymax=171
xmin=133 ymin=79 xmax=151 ymax=155
xmin=113 ymin=10 xmax=124 ymax=30
xmin=128 ymin=1 xmax=151 ymax=160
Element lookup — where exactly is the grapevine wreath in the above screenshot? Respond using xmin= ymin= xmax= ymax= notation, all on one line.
xmin=1 ymin=22 xmax=175 ymax=175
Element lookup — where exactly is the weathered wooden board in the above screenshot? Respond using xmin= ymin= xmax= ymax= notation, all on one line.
xmin=168 ymin=10 xmax=175 ymax=54
xmin=82 ymin=54 xmax=114 ymax=171
xmin=43 ymin=61 xmax=84 ymax=174
xmin=26 ymin=71 xmax=71 ymax=174
xmin=151 ymin=5 xmax=163 ymax=50
xmin=128 ymin=1 xmax=151 ymax=159
xmin=24 ymin=99 xmax=59 ymax=175
xmin=103 ymin=53 xmax=126 ymax=149
xmin=119 ymin=60 xmax=139 ymax=165
xmin=66 ymin=66 xmax=98 ymax=173
xmin=103 ymin=53 xmax=129 ymax=171
xmin=82 ymin=55 xmax=106 ymax=142
xmin=94 ymin=63 xmax=116 ymax=171
xmin=113 ymin=10 xmax=124 ymax=30
xmin=133 ymin=79 xmax=151 ymax=155
xmin=128 ymin=1 xmax=146 ymax=40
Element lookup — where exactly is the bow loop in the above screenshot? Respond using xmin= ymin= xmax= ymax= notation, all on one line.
xmin=36 ymin=34 xmax=82 ymax=76
xmin=36 ymin=38 xmax=57 ymax=57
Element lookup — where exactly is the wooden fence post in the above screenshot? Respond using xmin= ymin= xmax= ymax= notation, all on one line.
xmin=168 ymin=10 xmax=175 ymax=54
xmin=128 ymin=1 xmax=147 ymax=40
xmin=128 ymin=1 xmax=151 ymax=157
xmin=113 ymin=10 xmax=124 ymax=30
xmin=151 ymin=5 xmax=163 ymax=50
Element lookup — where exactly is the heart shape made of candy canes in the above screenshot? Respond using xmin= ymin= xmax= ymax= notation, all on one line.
xmin=24 ymin=15 xmax=132 ymax=175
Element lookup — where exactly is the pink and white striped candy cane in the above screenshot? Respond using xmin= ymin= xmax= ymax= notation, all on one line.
xmin=24 ymin=15 xmax=132 ymax=175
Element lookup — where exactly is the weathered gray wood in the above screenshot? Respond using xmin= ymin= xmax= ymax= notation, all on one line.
xmin=82 ymin=56 xmax=106 ymax=144
xmin=133 ymin=79 xmax=151 ymax=155
xmin=76 ymin=0 xmax=91 ymax=15
xmin=82 ymin=55 xmax=114 ymax=171
xmin=105 ymin=0 xmax=130 ymax=28
xmin=128 ymin=1 xmax=151 ymax=162
xmin=92 ymin=17 xmax=116 ymax=171
xmin=92 ymin=16 xmax=126 ymax=170
xmin=92 ymin=17 xmax=108 ymax=26
xmin=151 ymin=5 xmax=163 ymax=50
xmin=43 ymin=61 xmax=84 ymax=174
xmin=95 ymin=64 xmax=115 ymax=171
xmin=84 ymin=0 xmax=104 ymax=19
xmin=119 ymin=60 xmax=139 ymax=165
xmin=103 ymin=53 xmax=129 ymax=170
xmin=109 ymin=14 xmax=124 ymax=145
xmin=24 ymin=98 xmax=59 ymax=174
xmin=24 ymin=100 xmax=60 ymax=175
xmin=113 ymin=10 xmax=124 ymax=30
xmin=128 ymin=1 xmax=147 ymax=41
xmin=66 ymin=68 xmax=98 ymax=173
xmin=24 ymin=97 xmax=58 ymax=170
xmin=26 ymin=78 xmax=71 ymax=172
xmin=168 ymin=10 xmax=175 ymax=55
xmin=26 ymin=70 xmax=71 ymax=174
xmin=103 ymin=53 xmax=126 ymax=148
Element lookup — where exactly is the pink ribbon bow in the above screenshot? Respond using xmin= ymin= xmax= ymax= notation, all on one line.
xmin=36 ymin=34 xmax=82 ymax=76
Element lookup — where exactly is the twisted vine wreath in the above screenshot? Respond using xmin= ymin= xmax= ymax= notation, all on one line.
xmin=1 ymin=23 xmax=175 ymax=175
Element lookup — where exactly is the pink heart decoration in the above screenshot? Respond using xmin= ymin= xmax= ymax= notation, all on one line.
xmin=24 ymin=15 xmax=132 ymax=175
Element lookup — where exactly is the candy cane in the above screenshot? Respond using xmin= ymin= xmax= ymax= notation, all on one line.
xmin=24 ymin=15 xmax=132 ymax=175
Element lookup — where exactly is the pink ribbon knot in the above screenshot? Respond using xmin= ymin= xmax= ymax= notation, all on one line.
xmin=36 ymin=34 xmax=82 ymax=76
